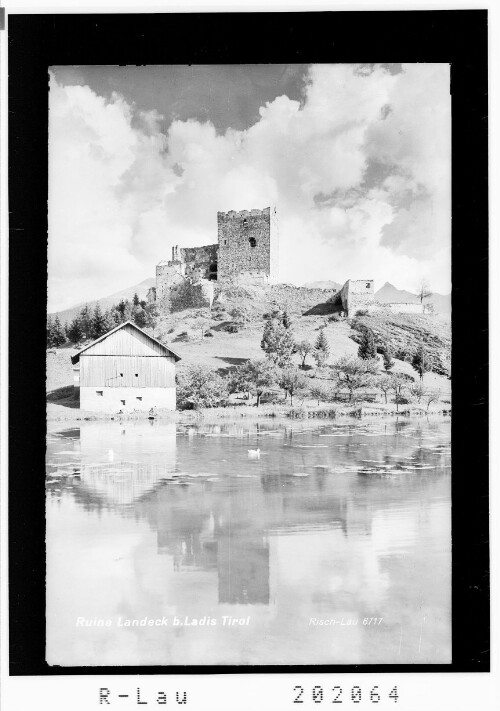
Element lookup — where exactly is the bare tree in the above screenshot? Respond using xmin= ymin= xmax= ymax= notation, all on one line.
xmin=417 ymin=279 xmax=433 ymax=305
xmin=423 ymin=390 xmax=441 ymax=412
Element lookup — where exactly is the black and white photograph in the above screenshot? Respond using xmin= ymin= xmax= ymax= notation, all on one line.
xmin=44 ymin=61 xmax=453 ymax=667
xmin=3 ymin=7 xmax=493 ymax=709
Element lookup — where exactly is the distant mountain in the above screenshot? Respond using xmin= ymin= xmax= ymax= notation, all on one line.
xmin=49 ymin=277 xmax=155 ymax=324
xmin=375 ymin=282 xmax=451 ymax=313
xmin=375 ymin=282 xmax=420 ymax=304
xmin=303 ymin=280 xmax=342 ymax=291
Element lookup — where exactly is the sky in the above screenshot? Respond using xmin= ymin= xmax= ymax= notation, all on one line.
xmin=48 ymin=63 xmax=451 ymax=312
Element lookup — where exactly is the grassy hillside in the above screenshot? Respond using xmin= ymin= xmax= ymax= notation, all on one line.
xmin=47 ymin=283 xmax=451 ymax=400
xmin=350 ymin=312 xmax=451 ymax=376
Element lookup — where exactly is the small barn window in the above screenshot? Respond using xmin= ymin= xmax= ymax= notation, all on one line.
xmin=135 ymin=373 xmax=138 ymax=377
xmin=96 ymin=390 xmax=103 ymax=397
xmin=120 ymin=372 xmax=123 ymax=377
xmin=223 ymin=239 xmax=227 ymax=245
xmin=249 ymin=237 xmax=257 ymax=248
xmin=242 ymin=219 xmax=248 ymax=228
xmin=121 ymin=400 xmax=126 ymax=406
xmin=136 ymin=396 xmax=143 ymax=401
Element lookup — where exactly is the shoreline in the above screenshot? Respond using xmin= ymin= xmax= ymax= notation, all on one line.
xmin=47 ymin=402 xmax=451 ymax=429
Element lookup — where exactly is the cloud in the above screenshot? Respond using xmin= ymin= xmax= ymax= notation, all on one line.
xmin=48 ymin=64 xmax=451 ymax=312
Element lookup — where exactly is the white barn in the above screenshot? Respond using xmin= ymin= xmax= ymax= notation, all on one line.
xmin=71 ymin=321 xmax=181 ymax=413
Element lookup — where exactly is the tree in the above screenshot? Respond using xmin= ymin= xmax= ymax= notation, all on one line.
xmin=358 ymin=327 xmax=377 ymax=360
xmin=423 ymin=390 xmax=441 ymax=412
xmin=277 ymin=368 xmax=307 ymax=406
xmin=282 ymin=309 xmax=292 ymax=329
xmin=411 ymin=343 xmax=432 ymax=381
xmin=67 ymin=318 xmax=84 ymax=346
xmin=52 ymin=316 xmax=66 ymax=347
xmin=310 ymin=381 xmax=330 ymax=406
xmin=378 ymin=374 xmax=394 ymax=404
xmin=78 ymin=305 xmax=93 ymax=339
xmin=417 ymin=279 xmax=433 ymax=305
xmin=133 ymin=292 xmax=140 ymax=307
xmin=233 ymin=359 xmax=277 ymax=406
xmin=176 ymin=366 xmax=229 ymax=409
xmin=410 ymin=382 xmax=426 ymax=404
xmin=102 ymin=309 xmax=118 ymax=333
xmin=382 ymin=345 xmax=395 ymax=371
xmin=90 ymin=303 xmax=107 ymax=339
xmin=313 ymin=328 xmax=330 ymax=367
xmin=115 ymin=299 xmax=132 ymax=323
xmin=132 ymin=305 xmax=148 ymax=328
xmin=296 ymin=340 xmax=313 ymax=369
xmin=331 ymin=356 xmax=379 ymax=403
xmin=193 ymin=316 xmax=212 ymax=340
xmin=389 ymin=372 xmax=414 ymax=411
xmin=261 ymin=318 xmax=295 ymax=368
xmin=144 ymin=302 xmax=159 ymax=335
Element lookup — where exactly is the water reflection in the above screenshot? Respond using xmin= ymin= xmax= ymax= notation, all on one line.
xmin=46 ymin=418 xmax=451 ymax=666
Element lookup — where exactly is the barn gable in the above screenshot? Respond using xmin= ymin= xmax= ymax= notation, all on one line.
xmin=71 ymin=322 xmax=181 ymax=364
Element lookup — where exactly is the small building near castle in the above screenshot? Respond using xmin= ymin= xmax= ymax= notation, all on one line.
xmin=338 ymin=279 xmax=425 ymax=317
xmin=71 ymin=321 xmax=181 ymax=413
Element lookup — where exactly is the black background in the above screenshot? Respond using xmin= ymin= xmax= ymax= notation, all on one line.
xmin=8 ymin=11 xmax=489 ymax=675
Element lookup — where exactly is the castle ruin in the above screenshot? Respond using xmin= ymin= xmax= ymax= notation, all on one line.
xmin=150 ymin=207 xmax=278 ymax=309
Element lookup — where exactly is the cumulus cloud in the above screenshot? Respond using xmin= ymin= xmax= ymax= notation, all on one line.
xmin=48 ymin=64 xmax=451 ymax=311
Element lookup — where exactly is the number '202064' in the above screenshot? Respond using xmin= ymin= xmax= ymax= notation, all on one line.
xmin=293 ymin=685 xmax=399 ymax=704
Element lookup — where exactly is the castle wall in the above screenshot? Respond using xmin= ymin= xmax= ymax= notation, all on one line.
xmin=217 ymin=207 xmax=278 ymax=285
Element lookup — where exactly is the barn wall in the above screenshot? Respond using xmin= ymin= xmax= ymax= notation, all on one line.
xmin=80 ymin=386 xmax=176 ymax=413
xmin=80 ymin=355 xmax=176 ymax=388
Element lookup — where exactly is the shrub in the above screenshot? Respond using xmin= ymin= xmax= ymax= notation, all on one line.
xmin=355 ymin=309 xmax=369 ymax=317
xmin=225 ymin=323 xmax=240 ymax=333
xmin=204 ymin=330 xmax=214 ymax=337
xmin=328 ymin=313 xmax=342 ymax=322
xmin=176 ymin=366 xmax=229 ymax=410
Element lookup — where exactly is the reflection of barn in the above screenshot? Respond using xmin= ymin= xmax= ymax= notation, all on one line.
xmin=78 ymin=422 xmax=177 ymax=506
xmin=71 ymin=321 xmax=181 ymax=413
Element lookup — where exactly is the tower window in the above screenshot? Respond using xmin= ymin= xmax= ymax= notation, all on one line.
xmin=249 ymin=237 xmax=257 ymax=248
xmin=366 ymin=282 xmax=371 ymax=289
xmin=96 ymin=390 xmax=103 ymax=397
xmin=223 ymin=239 xmax=227 ymax=245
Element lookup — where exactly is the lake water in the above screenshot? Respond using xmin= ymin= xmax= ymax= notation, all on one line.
xmin=46 ymin=417 xmax=451 ymax=666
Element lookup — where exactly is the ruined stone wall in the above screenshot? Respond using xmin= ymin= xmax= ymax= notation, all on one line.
xmin=217 ymin=206 xmax=278 ymax=285
xmin=370 ymin=301 xmax=424 ymax=315
xmin=178 ymin=244 xmax=219 ymax=281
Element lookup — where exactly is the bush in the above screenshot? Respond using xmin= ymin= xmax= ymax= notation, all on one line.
xmin=176 ymin=366 xmax=229 ymax=410
xmin=225 ymin=323 xmax=240 ymax=333
xmin=204 ymin=331 xmax=214 ymax=337
xmin=328 ymin=313 xmax=342 ymax=322
xmin=355 ymin=309 xmax=369 ymax=317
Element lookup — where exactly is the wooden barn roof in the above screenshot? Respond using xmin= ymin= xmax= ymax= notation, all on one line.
xmin=71 ymin=321 xmax=182 ymax=364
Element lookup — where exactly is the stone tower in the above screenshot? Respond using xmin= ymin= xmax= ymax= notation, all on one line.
xmin=217 ymin=206 xmax=278 ymax=285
